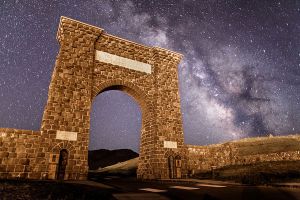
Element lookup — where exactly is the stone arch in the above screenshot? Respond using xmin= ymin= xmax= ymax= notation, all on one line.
xmin=90 ymin=80 xmax=152 ymax=169
xmin=49 ymin=141 xmax=76 ymax=154
xmin=91 ymin=79 xmax=149 ymax=116
xmin=41 ymin=17 xmax=185 ymax=180
xmin=47 ymin=142 xmax=76 ymax=180
xmin=164 ymin=149 xmax=184 ymax=159
xmin=164 ymin=150 xmax=185 ymax=179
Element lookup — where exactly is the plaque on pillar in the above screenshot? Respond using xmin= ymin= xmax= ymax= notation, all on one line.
xmin=56 ymin=131 xmax=77 ymax=141
xmin=164 ymin=141 xmax=178 ymax=149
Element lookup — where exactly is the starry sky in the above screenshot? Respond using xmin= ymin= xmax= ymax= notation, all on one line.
xmin=0 ymin=0 xmax=299 ymax=152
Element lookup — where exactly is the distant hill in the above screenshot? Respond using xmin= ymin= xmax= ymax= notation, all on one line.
xmin=88 ymin=149 xmax=139 ymax=170
xmin=90 ymin=157 xmax=138 ymax=176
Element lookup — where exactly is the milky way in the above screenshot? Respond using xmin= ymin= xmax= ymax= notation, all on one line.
xmin=0 ymin=0 xmax=299 ymax=152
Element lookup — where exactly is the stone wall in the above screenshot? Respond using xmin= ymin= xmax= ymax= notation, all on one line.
xmin=187 ymin=143 xmax=232 ymax=173
xmin=0 ymin=128 xmax=44 ymax=179
xmin=187 ymin=135 xmax=300 ymax=175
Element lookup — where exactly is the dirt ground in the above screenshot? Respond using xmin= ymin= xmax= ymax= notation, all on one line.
xmin=0 ymin=179 xmax=115 ymax=200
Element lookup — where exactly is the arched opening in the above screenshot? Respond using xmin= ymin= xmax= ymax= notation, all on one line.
xmin=89 ymin=85 xmax=144 ymax=171
xmin=168 ymin=155 xmax=182 ymax=179
xmin=56 ymin=149 xmax=68 ymax=180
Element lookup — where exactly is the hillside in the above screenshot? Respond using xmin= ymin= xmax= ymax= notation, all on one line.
xmin=88 ymin=149 xmax=139 ymax=170
xmin=90 ymin=157 xmax=138 ymax=176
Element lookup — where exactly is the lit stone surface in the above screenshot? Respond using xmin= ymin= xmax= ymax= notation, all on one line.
xmin=95 ymin=50 xmax=152 ymax=74
xmin=56 ymin=131 xmax=77 ymax=141
xmin=164 ymin=141 xmax=178 ymax=148
xmin=0 ymin=132 xmax=7 ymax=137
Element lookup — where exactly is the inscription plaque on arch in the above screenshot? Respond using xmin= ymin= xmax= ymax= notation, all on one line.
xmin=95 ymin=50 xmax=152 ymax=74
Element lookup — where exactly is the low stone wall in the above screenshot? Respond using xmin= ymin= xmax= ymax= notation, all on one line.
xmin=0 ymin=128 xmax=46 ymax=179
xmin=1 ymin=126 xmax=300 ymax=180
xmin=0 ymin=126 xmax=107 ymax=181
xmin=187 ymin=143 xmax=233 ymax=174
xmin=187 ymin=135 xmax=300 ymax=175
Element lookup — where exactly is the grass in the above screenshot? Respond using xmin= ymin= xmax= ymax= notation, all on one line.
xmin=89 ymin=157 xmax=138 ymax=177
xmin=194 ymin=160 xmax=300 ymax=185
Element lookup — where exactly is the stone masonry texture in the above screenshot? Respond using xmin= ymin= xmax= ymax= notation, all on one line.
xmin=0 ymin=17 xmax=299 ymax=181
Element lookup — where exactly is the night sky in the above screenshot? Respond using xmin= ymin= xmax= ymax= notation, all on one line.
xmin=0 ymin=0 xmax=299 ymax=152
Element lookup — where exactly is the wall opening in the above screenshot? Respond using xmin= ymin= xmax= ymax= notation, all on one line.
xmin=89 ymin=89 xmax=142 ymax=152
xmin=168 ymin=155 xmax=182 ymax=179
xmin=56 ymin=149 xmax=68 ymax=180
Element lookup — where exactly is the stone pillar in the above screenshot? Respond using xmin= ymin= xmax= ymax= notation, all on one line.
xmin=41 ymin=17 xmax=102 ymax=180
xmin=150 ymin=47 xmax=186 ymax=179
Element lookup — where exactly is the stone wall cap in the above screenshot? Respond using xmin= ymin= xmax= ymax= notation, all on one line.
xmin=0 ymin=127 xmax=41 ymax=135
xmin=102 ymin=34 xmax=183 ymax=60
xmin=56 ymin=16 xmax=183 ymax=60
xmin=59 ymin=16 xmax=104 ymax=31
xmin=153 ymin=46 xmax=183 ymax=58
xmin=56 ymin=16 xmax=104 ymax=41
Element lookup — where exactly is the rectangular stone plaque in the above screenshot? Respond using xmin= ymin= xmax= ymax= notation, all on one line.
xmin=56 ymin=131 xmax=77 ymax=141
xmin=164 ymin=141 xmax=177 ymax=149
xmin=95 ymin=50 xmax=152 ymax=74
